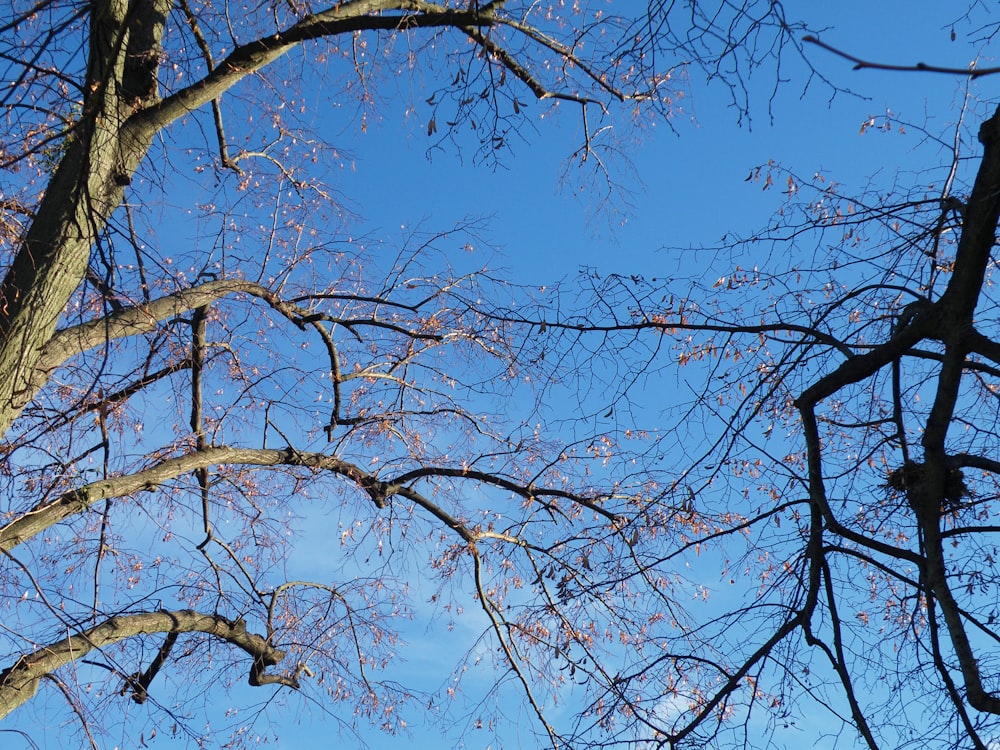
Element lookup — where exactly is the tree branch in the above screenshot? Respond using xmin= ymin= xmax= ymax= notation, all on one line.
xmin=133 ymin=0 xmax=500 ymax=135
xmin=25 ymin=279 xmax=308 ymax=413
xmin=0 ymin=446 xmax=388 ymax=551
xmin=0 ymin=609 xmax=293 ymax=720
xmin=804 ymin=35 xmax=1000 ymax=78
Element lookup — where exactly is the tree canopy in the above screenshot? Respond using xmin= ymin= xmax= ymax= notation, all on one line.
xmin=6 ymin=1 xmax=1000 ymax=749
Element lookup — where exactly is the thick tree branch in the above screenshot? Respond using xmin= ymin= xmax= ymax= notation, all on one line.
xmin=0 ymin=446 xmax=386 ymax=551
xmin=914 ymin=105 xmax=1000 ymax=715
xmin=23 ymin=280 xmax=306 ymax=413
xmin=0 ymin=0 xmax=505 ymax=438
xmin=0 ymin=446 xmax=569 ymax=552
xmin=794 ymin=314 xmax=934 ymax=410
xmin=134 ymin=0 xmax=501 ymax=134
xmin=123 ymin=631 xmax=177 ymax=704
xmin=38 ymin=280 xmax=270 ymax=369
xmin=794 ymin=104 xmax=1000 ymax=723
xmin=0 ymin=0 xmax=171 ymax=435
xmin=938 ymin=107 xmax=1000 ymax=318
xmin=0 ymin=609 xmax=293 ymax=720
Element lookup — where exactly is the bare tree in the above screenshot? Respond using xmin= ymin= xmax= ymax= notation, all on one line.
xmin=453 ymin=11 xmax=1000 ymax=750
xmin=15 ymin=0 xmax=998 ymax=748
xmin=0 ymin=0 xmax=831 ymax=747
xmin=550 ymin=100 xmax=1000 ymax=749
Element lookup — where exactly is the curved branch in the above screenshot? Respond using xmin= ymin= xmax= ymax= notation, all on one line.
xmin=0 ymin=446 xmax=572 ymax=551
xmin=0 ymin=609 xmax=293 ymax=720
xmin=26 ymin=279 xmax=313 ymax=412
xmin=0 ymin=446 xmax=386 ymax=551
xmin=39 ymin=280 xmax=273 ymax=368
xmin=392 ymin=465 xmax=622 ymax=523
xmin=133 ymin=0 xmax=502 ymax=135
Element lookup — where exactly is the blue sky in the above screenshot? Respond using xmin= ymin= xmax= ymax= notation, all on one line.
xmin=5 ymin=2 xmax=997 ymax=749
xmin=337 ymin=1 xmax=974 ymax=284
xmin=250 ymin=4 xmax=989 ymax=748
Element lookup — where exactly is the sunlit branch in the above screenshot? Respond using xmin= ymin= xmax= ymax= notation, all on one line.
xmin=470 ymin=551 xmax=560 ymax=748
xmin=0 ymin=446 xmax=389 ymax=551
xmin=0 ymin=610 xmax=295 ymax=720
xmin=0 ymin=445 xmax=597 ymax=553
xmin=28 ymin=279 xmax=343 ymax=412
xmin=134 ymin=0 xmax=504 ymax=134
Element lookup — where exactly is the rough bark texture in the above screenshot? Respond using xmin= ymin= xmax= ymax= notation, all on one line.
xmin=0 ymin=446 xmax=387 ymax=552
xmin=0 ymin=0 xmax=500 ymax=436
xmin=0 ymin=0 xmax=172 ymax=433
xmin=0 ymin=610 xmax=290 ymax=720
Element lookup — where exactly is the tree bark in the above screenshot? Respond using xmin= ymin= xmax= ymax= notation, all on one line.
xmin=0 ymin=0 xmax=500 ymax=436
xmin=0 ymin=610 xmax=291 ymax=719
xmin=0 ymin=446 xmax=387 ymax=552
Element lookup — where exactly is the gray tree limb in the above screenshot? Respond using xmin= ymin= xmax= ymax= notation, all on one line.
xmin=0 ymin=609 xmax=293 ymax=720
